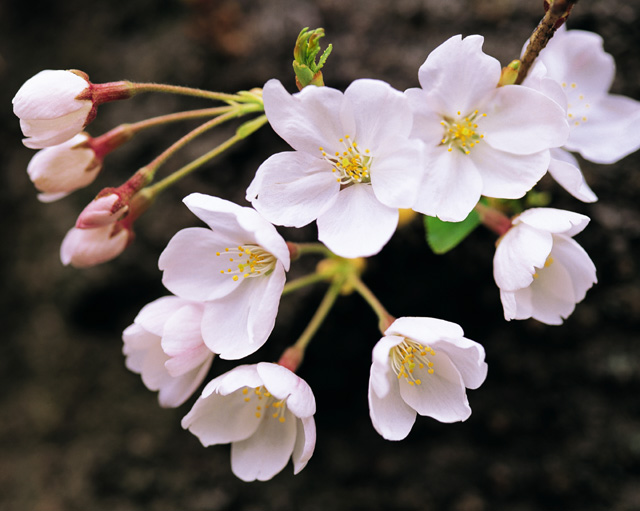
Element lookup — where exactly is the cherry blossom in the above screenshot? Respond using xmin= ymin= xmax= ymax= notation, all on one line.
xmin=368 ymin=317 xmax=487 ymax=441
xmin=246 ymin=78 xmax=424 ymax=258
xmin=493 ymin=208 xmax=597 ymax=325
xmin=405 ymin=34 xmax=569 ymax=221
xmin=26 ymin=133 xmax=102 ymax=202
xmin=159 ymin=193 xmax=290 ymax=360
xmin=182 ymin=362 xmax=316 ymax=482
xmin=123 ymin=296 xmax=214 ymax=408
xmin=60 ymin=223 xmax=131 ymax=268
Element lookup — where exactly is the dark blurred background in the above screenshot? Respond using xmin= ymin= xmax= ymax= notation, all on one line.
xmin=1 ymin=1 xmax=640 ymax=510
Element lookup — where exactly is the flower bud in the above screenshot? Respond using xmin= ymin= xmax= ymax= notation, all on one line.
xmin=13 ymin=69 xmax=134 ymax=148
xmin=26 ymin=133 xmax=101 ymax=201
xmin=76 ymin=193 xmax=128 ymax=229
xmin=60 ymin=224 xmax=131 ymax=268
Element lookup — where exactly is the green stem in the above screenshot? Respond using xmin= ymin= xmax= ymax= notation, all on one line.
xmin=293 ymin=278 xmax=343 ymax=353
xmin=126 ymin=106 xmax=235 ymax=134
xmin=282 ymin=272 xmax=329 ymax=296
xmin=349 ymin=274 xmax=395 ymax=333
xmin=145 ymin=115 xmax=268 ymax=197
xmin=129 ymin=82 xmax=252 ymax=103
xmin=293 ymin=242 xmax=334 ymax=258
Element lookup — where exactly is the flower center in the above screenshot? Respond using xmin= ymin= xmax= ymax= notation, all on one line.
xmin=389 ymin=338 xmax=436 ymax=386
xmin=319 ymin=134 xmax=372 ymax=185
xmin=242 ymin=386 xmax=288 ymax=423
xmin=562 ymin=82 xmax=590 ymax=129
xmin=440 ymin=110 xmax=486 ymax=155
xmin=532 ymin=256 xmax=554 ymax=279
xmin=216 ymin=244 xmax=276 ymax=282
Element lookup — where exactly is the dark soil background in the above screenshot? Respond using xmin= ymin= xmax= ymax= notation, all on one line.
xmin=2 ymin=1 xmax=640 ymax=510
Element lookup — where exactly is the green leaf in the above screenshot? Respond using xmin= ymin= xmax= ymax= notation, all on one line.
xmin=424 ymin=210 xmax=481 ymax=254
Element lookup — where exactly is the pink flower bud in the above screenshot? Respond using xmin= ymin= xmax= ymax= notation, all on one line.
xmin=76 ymin=193 xmax=128 ymax=229
xmin=26 ymin=133 xmax=101 ymax=201
xmin=13 ymin=69 xmax=135 ymax=149
xmin=60 ymin=224 xmax=131 ymax=268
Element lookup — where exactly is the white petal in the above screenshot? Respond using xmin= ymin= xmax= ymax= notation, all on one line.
xmin=182 ymin=388 xmax=262 ymax=445
xmin=292 ymin=416 xmax=316 ymax=474
xmin=405 ymin=88 xmax=449 ymax=144
xmin=472 ymin=143 xmax=549 ymax=199
xmin=343 ymin=79 xmax=413 ymax=147
xmin=565 ymin=94 xmax=640 ymax=164
xmin=481 ymin=85 xmax=569 ymax=154
xmin=547 ymin=149 xmax=598 ymax=203
xmin=413 ymin=147 xmax=482 ymax=222
xmin=158 ymin=355 xmax=213 ymax=408
xmin=549 ymin=235 xmax=597 ymax=303
xmin=134 ymin=295 xmax=186 ymax=336
xmin=183 ymin=193 xmax=290 ymax=269
xmin=317 ymin=185 xmax=398 ymax=258
xmin=369 ymin=140 xmax=423 ymax=208
xmin=231 ymin=407 xmax=297 ymax=481
xmin=386 ymin=317 xmax=464 ymax=345
xmin=205 ymin=364 xmax=263 ymax=397
xmin=398 ymin=351 xmax=471 ymax=423
xmin=159 ymin=227 xmax=241 ymax=301
xmin=430 ymin=337 xmax=487 ymax=390
xmin=370 ymin=335 xmax=405 ymax=398
xmin=13 ymin=70 xmax=90 ymax=118
xmin=263 ymin=79 xmax=348 ymax=155
xmin=60 ymin=225 xmax=129 ymax=268
xmin=516 ymin=207 xmax=590 ymax=237
xmin=368 ymin=368 xmax=417 ymax=440
xmin=20 ymin=107 xmax=92 ymax=149
xmin=246 ymin=151 xmax=339 ymax=228
xmin=528 ymin=254 xmax=577 ymax=325
xmin=417 ymin=35 xmax=502 ymax=116
xmin=257 ymin=362 xmax=316 ymax=418
xmin=493 ymin=223 xmax=552 ymax=291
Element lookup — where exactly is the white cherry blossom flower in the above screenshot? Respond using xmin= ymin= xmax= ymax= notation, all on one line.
xmin=13 ymin=70 xmax=93 ymax=149
xmin=493 ymin=207 xmax=597 ymax=325
xmin=26 ymin=133 xmax=102 ymax=202
xmin=159 ymin=193 xmax=290 ymax=360
xmin=123 ymin=296 xmax=214 ymax=408
xmin=368 ymin=317 xmax=487 ymax=441
xmin=405 ymin=34 xmax=570 ymax=221
xmin=246 ymin=78 xmax=424 ymax=258
xmin=531 ymin=26 xmax=640 ymax=165
xmin=182 ymin=362 xmax=316 ymax=482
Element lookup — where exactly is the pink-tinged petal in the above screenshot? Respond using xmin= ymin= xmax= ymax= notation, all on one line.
xmin=481 ymin=85 xmax=569 ymax=154
xmin=246 ymin=151 xmax=339 ymax=228
xmin=21 ymin=108 xmax=92 ymax=149
xmin=201 ymin=278 xmax=276 ymax=360
xmin=162 ymin=303 xmax=211 ymax=376
xmin=247 ymin=266 xmax=286 ymax=351
xmin=316 ymin=185 xmax=398 ymax=258
xmin=550 ymin=236 xmax=597 ymax=303
xmin=182 ymin=389 xmax=262 ymax=445
xmin=369 ymin=141 xmax=423 ymax=208
xmin=122 ymin=324 xmax=157 ymax=355
xmin=158 ymin=355 xmax=213 ymax=408
xmin=398 ymin=351 xmax=471 ymax=423
xmin=344 ymin=79 xmax=413 ymax=147
xmin=516 ymin=207 xmax=590 ymax=237
xmin=292 ymin=416 xmax=316 ymax=474
xmin=417 ymin=35 xmax=502 ymax=116
xmin=257 ymin=363 xmax=316 ymax=418
xmin=182 ymin=193 xmax=290 ymax=269
xmin=405 ymin=88 xmax=448 ymax=144
xmin=472 ymin=143 xmax=549 ymax=199
xmin=13 ymin=70 xmax=90 ymax=119
xmin=413 ymin=147 xmax=482 ymax=222
xmin=38 ymin=191 xmax=69 ymax=202
xmin=522 ymin=62 xmax=568 ymax=110
xmin=370 ymin=335 xmax=405 ymax=398
xmin=565 ymin=94 xmax=640 ymax=164
xmin=263 ymin=79 xmax=347 ymax=155
xmin=231 ymin=407 xmax=298 ymax=481
xmin=547 ymin=149 xmax=597 ymax=203
xmin=368 ymin=369 xmax=417 ymax=441
xmin=500 ymin=288 xmax=533 ymax=321
xmin=387 ymin=317 xmax=464 ymax=345
xmin=430 ymin=338 xmax=487 ymax=390
xmin=538 ymin=29 xmax=615 ymax=99
xmin=494 ymin=223 xmax=552 ymax=291
xmin=134 ymin=295 xmax=186 ymax=336
xmin=528 ymin=254 xmax=577 ymax=325
xmin=205 ymin=365 xmax=262 ymax=397
xmin=159 ymin=227 xmax=241 ymax=301
xmin=60 ymin=225 xmax=129 ymax=268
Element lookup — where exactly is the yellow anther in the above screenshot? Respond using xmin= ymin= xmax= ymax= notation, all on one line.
xmin=242 ymin=388 xmax=248 ymax=394
xmin=216 ymin=251 xmax=221 ymax=256
xmin=255 ymin=412 xmax=261 ymax=418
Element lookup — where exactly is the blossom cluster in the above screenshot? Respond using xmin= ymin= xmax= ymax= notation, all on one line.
xmin=12 ymin=22 xmax=639 ymax=481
